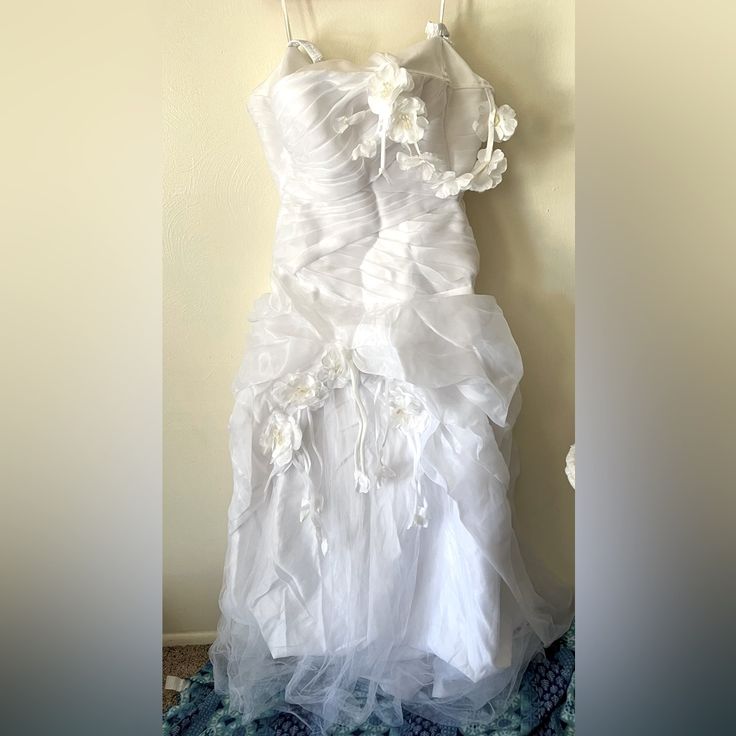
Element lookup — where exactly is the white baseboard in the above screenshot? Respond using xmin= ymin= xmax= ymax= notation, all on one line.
xmin=163 ymin=630 xmax=217 ymax=647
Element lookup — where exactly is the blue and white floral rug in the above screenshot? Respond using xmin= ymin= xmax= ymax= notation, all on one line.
xmin=163 ymin=622 xmax=574 ymax=736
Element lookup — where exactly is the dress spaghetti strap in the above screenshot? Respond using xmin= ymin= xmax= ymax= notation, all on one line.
xmin=280 ymin=0 xmax=293 ymax=42
xmin=427 ymin=0 xmax=451 ymax=41
xmin=279 ymin=0 xmax=323 ymax=63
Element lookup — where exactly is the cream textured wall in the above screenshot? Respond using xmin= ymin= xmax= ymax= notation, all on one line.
xmin=163 ymin=0 xmax=574 ymax=638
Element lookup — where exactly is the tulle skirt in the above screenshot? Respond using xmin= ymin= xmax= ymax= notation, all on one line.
xmin=209 ymin=288 xmax=572 ymax=730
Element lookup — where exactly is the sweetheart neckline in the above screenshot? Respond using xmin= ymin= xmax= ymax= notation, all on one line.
xmin=286 ymin=27 xmax=450 ymax=68
xmin=256 ymin=34 xmax=493 ymax=98
xmin=246 ymin=36 xmax=448 ymax=101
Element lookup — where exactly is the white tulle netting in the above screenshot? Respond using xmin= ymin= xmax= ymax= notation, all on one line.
xmin=210 ymin=29 xmax=572 ymax=733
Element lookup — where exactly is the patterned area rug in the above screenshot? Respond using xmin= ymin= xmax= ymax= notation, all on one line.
xmin=163 ymin=622 xmax=574 ymax=736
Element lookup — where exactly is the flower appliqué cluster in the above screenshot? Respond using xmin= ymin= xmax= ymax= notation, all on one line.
xmin=260 ymin=344 xmax=351 ymax=471
xmin=260 ymin=349 xmax=435 ymax=533
xmin=335 ymin=54 xmax=429 ymax=175
xmin=334 ymin=54 xmax=517 ymax=198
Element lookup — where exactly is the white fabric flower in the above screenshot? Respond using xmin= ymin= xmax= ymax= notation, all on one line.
xmin=260 ymin=411 xmax=302 ymax=469
xmin=493 ymin=104 xmax=517 ymax=142
xmin=351 ymin=136 xmax=378 ymax=160
xmin=388 ymin=97 xmax=428 ymax=145
xmin=409 ymin=497 xmax=429 ymax=529
xmin=389 ymin=385 xmax=429 ymax=434
xmin=396 ymin=151 xmax=444 ymax=181
xmin=565 ymin=444 xmax=575 ymax=490
xmin=468 ymin=147 xmax=507 ymax=192
xmin=367 ymin=54 xmax=414 ymax=117
xmin=272 ymin=372 xmax=328 ymax=412
xmin=430 ymin=170 xmax=473 ymax=199
xmin=319 ymin=343 xmax=351 ymax=389
xmin=473 ymin=101 xmax=517 ymax=143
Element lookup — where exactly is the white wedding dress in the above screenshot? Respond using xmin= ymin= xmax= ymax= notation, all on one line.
xmin=210 ymin=12 xmax=572 ymax=730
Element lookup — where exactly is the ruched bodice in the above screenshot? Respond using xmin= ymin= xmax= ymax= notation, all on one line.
xmin=250 ymin=36 xmax=492 ymax=191
xmin=210 ymin=23 xmax=571 ymax=733
xmin=247 ymin=35 xmax=505 ymax=313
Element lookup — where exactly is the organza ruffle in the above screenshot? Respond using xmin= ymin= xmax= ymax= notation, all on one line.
xmin=213 ymin=290 xmax=571 ymax=731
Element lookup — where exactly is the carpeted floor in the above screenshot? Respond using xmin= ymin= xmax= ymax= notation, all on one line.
xmin=162 ymin=645 xmax=210 ymax=713
xmin=162 ymin=622 xmax=575 ymax=735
